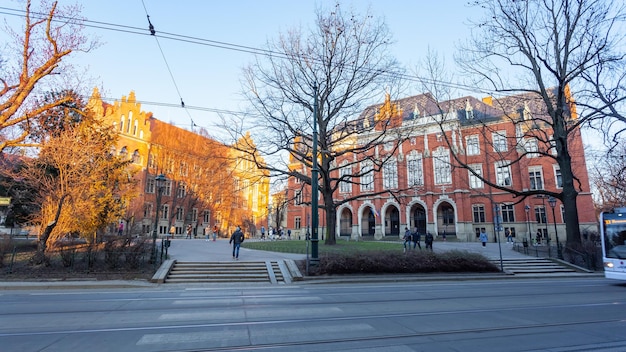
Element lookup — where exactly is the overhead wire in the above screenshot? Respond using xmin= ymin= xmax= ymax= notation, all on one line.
xmin=0 ymin=5 xmax=500 ymax=124
xmin=140 ymin=0 xmax=196 ymax=131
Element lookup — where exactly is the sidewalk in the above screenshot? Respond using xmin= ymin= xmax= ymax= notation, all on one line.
xmin=0 ymin=238 xmax=596 ymax=290
xmin=166 ymin=237 xmax=307 ymax=262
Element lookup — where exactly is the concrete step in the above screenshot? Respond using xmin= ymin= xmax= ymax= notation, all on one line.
xmin=163 ymin=260 xmax=300 ymax=284
xmin=491 ymin=258 xmax=578 ymax=275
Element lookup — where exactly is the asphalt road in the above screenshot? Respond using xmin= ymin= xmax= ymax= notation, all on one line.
xmin=1 ymin=277 xmax=624 ymax=351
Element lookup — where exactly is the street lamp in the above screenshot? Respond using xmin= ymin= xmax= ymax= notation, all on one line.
xmin=535 ymin=194 xmax=551 ymax=257
xmin=548 ymin=196 xmax=563 ymax=259
xmin=524 ymin=205 xmax=531 ymax=244
xmin=310 ymin=84 xmax=319 ymax=266
xmin=152 ymin=173 xmax=166 ymax=263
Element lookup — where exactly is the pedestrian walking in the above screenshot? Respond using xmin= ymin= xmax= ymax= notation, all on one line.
xmin=479 ymin=229 xmax=488 ymax=247
xmin=203 ymin=226 xmax=209 ymax=241
xmin=212 ymin=225 xmax=218 ymax=241
xmin=229 ymin=226 xmax=245 ymax=259
xmin=261 ymin=226 xmax=266 ymax=240
xmin=412 ymin=227 xmax=421 ymax=250
xmin=425 ymin=232 xmax=434 ymax=251
xmin=506 ymin=229 xmax=513 ymax=243
xmin=186 ymin=224 xmax=192 ymax=239
xmin=403 ymin=227 xmax=412 ymax=253
xmin=287 ymin=229 xmax=291 ymax=240
xmin=169 ymin=225 xmax=176 ymax=239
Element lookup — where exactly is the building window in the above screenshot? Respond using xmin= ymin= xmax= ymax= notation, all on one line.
xmin=525 ymin=138 xmax=539 ymax=158
xmin=407 ymin=154 xmax=423 ymax=187
xmin=148 ymin=153 xmax=156 ymax=169
xmin=554 ymin=166 xmax=562 ymax=188
xmin=535 ymin=206 xmax=547 ymax=224
xmin=161 ymin=204 xmax=169 ymax=220
xmin=131 ymin=150 xmax=140 ymax=164
xmin=119 ymin=146 xmax=128 ymax=159
xmin=192 ymin=208 xmax=198 ymax=222
xmin=382 ymin=158 xmax=398 ymax=189
xmin=176 ymin=206 xmax=184 ymax=221
xmin=501 ymin=204 xmax=515 ymax=222
xmin=295 ymin=216 xmax=301 ymax=229
xmin=433 ymin=148 xmax=451 ymax=185
xmin=495 ymin=161 xmax=512 ymax=186
xmin=295 ymin=191 xmax=303 ymax=205
xmin=469 ymin=164 xmax=484 ymax=189
xmin=360 ymin=161 xmax=374 ymax=192
xmin=146 ymin=177 xmax=155 ymax=194
xmin=493 ymin=132 xmax=507 ymax=152
xmin=529 ymin=166 xmax=544 ymax=190
xmin=161 ymin=180 xmax=171 ymax=196
xmin=473 ymin=204 xmax=486 ymax=223
xmin=166 ymin=159 xmax=174 ymax=174
xmin=339 ymin=165 xmax=352 ymax=193
xmin=179 ymin=161 xmax=189 ymax=177
xmin=550 ymin=135 xmax=558 ymax=155
xmin=144 ymin=203 xmax=153 ymax=218
xmin=466 ymin=135 xmax=480 ymax=155
xmin=177 ymin=182 xmax=187 ymax=198
xmin=203 ymin=210 xmax=210 ymax=223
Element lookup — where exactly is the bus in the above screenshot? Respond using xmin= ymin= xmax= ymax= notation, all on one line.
xmin=600 ymin=208 xmax=626 ymax=280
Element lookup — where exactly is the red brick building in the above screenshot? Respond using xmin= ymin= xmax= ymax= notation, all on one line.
xmin=285 ymin=90 xmax=596 ymax=243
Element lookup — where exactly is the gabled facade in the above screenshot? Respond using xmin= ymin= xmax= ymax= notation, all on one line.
xmin=87 ymin=89 xmax=269 ymax=237
xmin=285 ymin=90 xmax=595 ymax=243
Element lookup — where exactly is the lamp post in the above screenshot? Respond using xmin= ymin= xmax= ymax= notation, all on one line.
xmin=548 ymin=196 xmax=563 ymax=259
xmin=152 ymin=173 xmax=166 ymax=263
xmin=310 ymin=84 xmax=319 ymax=266
xmin=535 ymin=194 xmax=551 ymax=257
xmin=524 ymin=205 xmax=531 ymax=243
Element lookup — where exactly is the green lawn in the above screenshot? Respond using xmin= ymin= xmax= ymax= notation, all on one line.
xmin=243 ymin=239 xmax=403 ymax=254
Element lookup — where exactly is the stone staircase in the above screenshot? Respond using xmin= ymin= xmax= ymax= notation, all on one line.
xmin=491 ymin=258 xmax=580 ymax=275
xmin=163 ymin=260 xmax=303 ymax=284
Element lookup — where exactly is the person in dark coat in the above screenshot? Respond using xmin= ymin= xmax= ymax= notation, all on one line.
xmin=412 ymin=227 xmax=421 ymax=250
xmin=425 ymin=232 xmax=434 ymax=251
xmin=229 ymin=226 xmax=245 ymax=259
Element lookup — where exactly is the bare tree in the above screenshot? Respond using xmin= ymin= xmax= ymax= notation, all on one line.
xmin=435 ymin=0 xmax=626 ymax=247
xmin=230 ymin=3 xmax=407 ymax=245
xmin=0 ymin=0 xmax=98 ymax=152
xmin=8 ymin=116 xmax=135 ymax=264
xmin=588 ymin=144 xmax=626 ymax=211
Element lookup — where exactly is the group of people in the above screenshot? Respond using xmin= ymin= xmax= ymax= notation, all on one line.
xmin=403 ymin=227 xmax=434 ymax=252
xmin=260 ymin=226 xmax=291 ymax=241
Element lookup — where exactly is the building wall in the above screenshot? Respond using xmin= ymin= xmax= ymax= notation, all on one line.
xmin=285 ymin=91 xmax=596 ymax=244
xmin=88 ymin=89 xmax=269 ymax=238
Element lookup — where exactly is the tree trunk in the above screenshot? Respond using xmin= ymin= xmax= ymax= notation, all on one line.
xmin=323 ymin=192 xmax=337 ymax=245
xmin=32 ymin=194 xmax=68 ymax=265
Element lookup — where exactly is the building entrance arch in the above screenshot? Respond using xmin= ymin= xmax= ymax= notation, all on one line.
xmin=411 ymin=204 xmax=427 ymax=235
xmin=361 ymin=207 xmax=376 ymax=236
xmin=437 ymin=201 xmax=456 ymax=237
xmin=385 ymin=205 xmax=400 ymax=237
xmin=339 ymin=208 xmax=352 ymax=236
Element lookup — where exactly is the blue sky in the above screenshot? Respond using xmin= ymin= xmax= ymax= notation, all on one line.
xmin=36 ymin=0 xmax=484 ymax=132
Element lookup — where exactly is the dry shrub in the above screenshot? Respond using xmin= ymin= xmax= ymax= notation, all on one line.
xmin=309 ymin=250 xmax=499 ymax=276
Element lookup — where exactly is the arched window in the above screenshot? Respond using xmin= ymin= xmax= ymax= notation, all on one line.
xmin=131 ymin=150 xmax=140 ymax=164
xmin=119 ymin=146 xmax=128 ymax=159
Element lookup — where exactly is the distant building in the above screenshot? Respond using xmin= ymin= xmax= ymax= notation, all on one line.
xmin=87 ymin=89 xmax=269 ymax=237
xmin=285 ymin=90 xmax=595 ymax=243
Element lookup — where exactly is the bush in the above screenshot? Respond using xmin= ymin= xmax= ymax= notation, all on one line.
xmin=307 ymin=250 xmax=499 ymax=275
